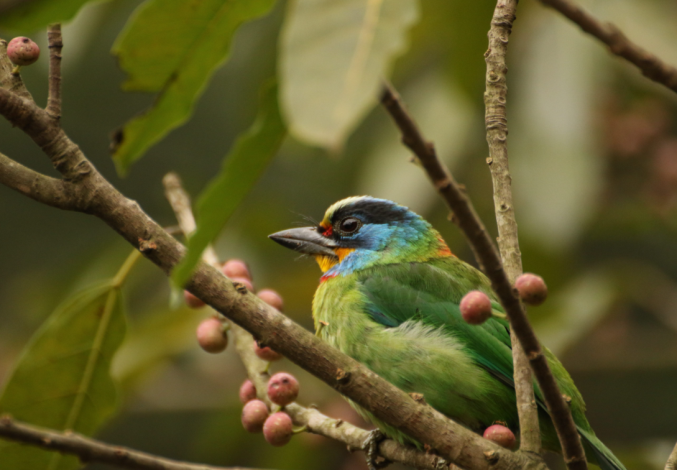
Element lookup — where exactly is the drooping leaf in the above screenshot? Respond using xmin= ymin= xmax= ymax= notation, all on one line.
xmin=172 ymin=81 xmax=285 ymax=288
xmin=110 ymin=0 xmax=277 ymax=174
xmin=0 ymin=282 xmax=126 ymax=470
xmin=0 ymin=0 xmax=97 ymax=31
xmin=279 ymin=0 xmax=419 ymax=149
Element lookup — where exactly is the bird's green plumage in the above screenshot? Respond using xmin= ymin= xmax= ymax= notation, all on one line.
xmin=271 ymin=196 xmax=625 ymax=470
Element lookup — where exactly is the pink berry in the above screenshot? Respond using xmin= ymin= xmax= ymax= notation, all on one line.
xmin=263 ymin=412 xmax=293 ymax=446
xmin=254 ymin=340 xmax=282 ymax=362
xmin=222 ymin=260 xmax=251 ymax=280
xmin=483 ymin=424 xmax=516 ymax=449
xmin=7 ymin=37 xmax=40 ymax=66
xmin=241 ymin=399 xmax=269 ymax=433
xmin=257 ymin=289 xmax=284 ymax=311
xmin=239 ymin=379 xmax=257 ymax=404
xmin=460 ymin=291 xmax=493 ymax=325
xmin=267 ymin=372 xmax=299 ymax=406
xmin=515 ymin=273 xmax=548 ymax=306
xmin=184 ymin=290 xmax=205 ymax=309
xmin=196 ymin=318 xmax=228 ymax=353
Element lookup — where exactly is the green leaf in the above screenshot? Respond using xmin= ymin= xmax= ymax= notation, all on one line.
xmin=279 ymin=0 xmax=419 ymax=149
xmin=111 ymin=0 xmax=277 ymax=174
xmin=0 ymin=0 xmax=97 ymax=31
xmin=0 ymin=282 xmax=126 ymax=470
xmin=112 ymin=305 xmax=201 ymax=391
xmin=172 ymin=81 xmax=285 ymax=288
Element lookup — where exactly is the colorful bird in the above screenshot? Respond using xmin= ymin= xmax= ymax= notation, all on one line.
xmin=269 ymin=196 xmax=625 ymax=470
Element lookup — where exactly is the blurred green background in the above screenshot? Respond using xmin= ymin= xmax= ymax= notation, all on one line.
xmin=2 ymin=0 xmax=677 ymax=469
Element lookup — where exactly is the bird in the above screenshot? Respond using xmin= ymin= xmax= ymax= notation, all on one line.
xmin=269 ymin=196 xmax=625 ymax=470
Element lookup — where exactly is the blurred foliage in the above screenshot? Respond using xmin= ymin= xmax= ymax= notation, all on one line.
xmin=111 ymin=0 xmax=277 ymax=172
xmin=173 ymin=81 xmax=285 ymax=288
xmin=279 ymin=0 xmax=418 ymax=149
xmin=1 ymin=0 xmax=677 ymax=469
xmin=0 ymin=0 xmax=98 ymax=31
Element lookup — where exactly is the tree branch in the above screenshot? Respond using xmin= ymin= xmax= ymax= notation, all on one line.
xmin=0 ymin=415 xmax=267 ymax=470
xmin=0 ymin=88 xmax=94 ymax=185
xmin=0 ymin=151 xmax=80 ymax=210
xmin=539 ymin=0 xmax=677 ymax=94
xmin=162 ymin=172 xmax=446 ymax=470
xmin=666 ymin=442 xmax=677 ymax=470
xmin=0 ymin=38 xmax=34 ymax=102
xmin=46 ymin=24 xmax=63 ymax=121
xmin=381 ymin=82 xmax=586 ymax=469
xmin=484 ymin=0 xmax=541 ymax=456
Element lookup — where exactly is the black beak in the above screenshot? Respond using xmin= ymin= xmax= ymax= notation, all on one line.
xmin=269 ymin=227 xmax=338 ymax=258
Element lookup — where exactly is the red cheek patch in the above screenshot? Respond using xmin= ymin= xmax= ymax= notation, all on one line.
xmin=320 ymin=272 xmax=337 ymax=283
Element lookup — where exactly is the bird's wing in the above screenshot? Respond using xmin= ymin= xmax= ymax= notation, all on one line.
xmin=356 ymin=259 xmax=516 ymax=392
xmin=356 ymin=259 xmax=588 ymax=422
xmin=356 ymin=260 xmax=626 ymax=470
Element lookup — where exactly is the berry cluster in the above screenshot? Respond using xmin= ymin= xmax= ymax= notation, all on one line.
xmin=186 ymin=260 xmax=285 ymax=357
xmin=240 ymin=372 xmax=299 ymax=446
xmin=185 ymin=259 xmax=295 ymax=446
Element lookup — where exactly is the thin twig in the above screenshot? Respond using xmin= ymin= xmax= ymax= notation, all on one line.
xmin=161 ymin=172 xmax=445 ymax=470
xmin=0 ymin=38 xmax=33 ymax=101
xmin=0 ymin=415 xmax=266 ymax=470
xmin=381 ymin=83 xmax=585 ymax=468
xmin=162 ymin=172 xmax=219 ymax=265
xmin=46 ymin=24 xmax=63 ymax=121
xmin=539 ymin=0 xmax=677 ymax=94
xmin=484 ymin=0 xmax=541 ymax=456
xmin=0 ymin=151 xmax=78 ymax=210
xmin=666 ymin=441 xmax=677 ymax=470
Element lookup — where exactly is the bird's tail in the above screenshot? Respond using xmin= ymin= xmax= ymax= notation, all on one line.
xmin=578 ymin=427 xmax=627 ymax=470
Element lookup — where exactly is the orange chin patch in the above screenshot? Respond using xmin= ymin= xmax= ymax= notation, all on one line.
xmin=314 ymin=248 xmax=355 ymax=273
xmin=315 ymin=255 xmax=336 ymax=273
xmin=335 ymin=247 xmax=355 ymax=262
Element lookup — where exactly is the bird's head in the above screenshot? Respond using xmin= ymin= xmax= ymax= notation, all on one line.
xmin=269 ymin=196 xmax=453 ymax=277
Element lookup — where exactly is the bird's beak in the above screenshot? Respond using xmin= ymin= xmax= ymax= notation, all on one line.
xmin=269 ymin=227 xmax=338 ymax=259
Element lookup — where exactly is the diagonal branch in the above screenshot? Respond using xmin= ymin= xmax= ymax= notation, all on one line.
xmin=381 ymin=82 xmax=586 ymax=469
xmin=484 ymin=0 xmax=542 ymax=457
xmin=0 ymin=415 xmax=267 ymax=470
xmin=46 ymin=23 xmax=63 ymax=121
xmin=539 ymin=0 xmax=677 ymax=94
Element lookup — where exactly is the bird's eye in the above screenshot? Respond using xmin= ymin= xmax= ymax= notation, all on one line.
xmin=338 ymin=217 xmax=361 ymax=234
